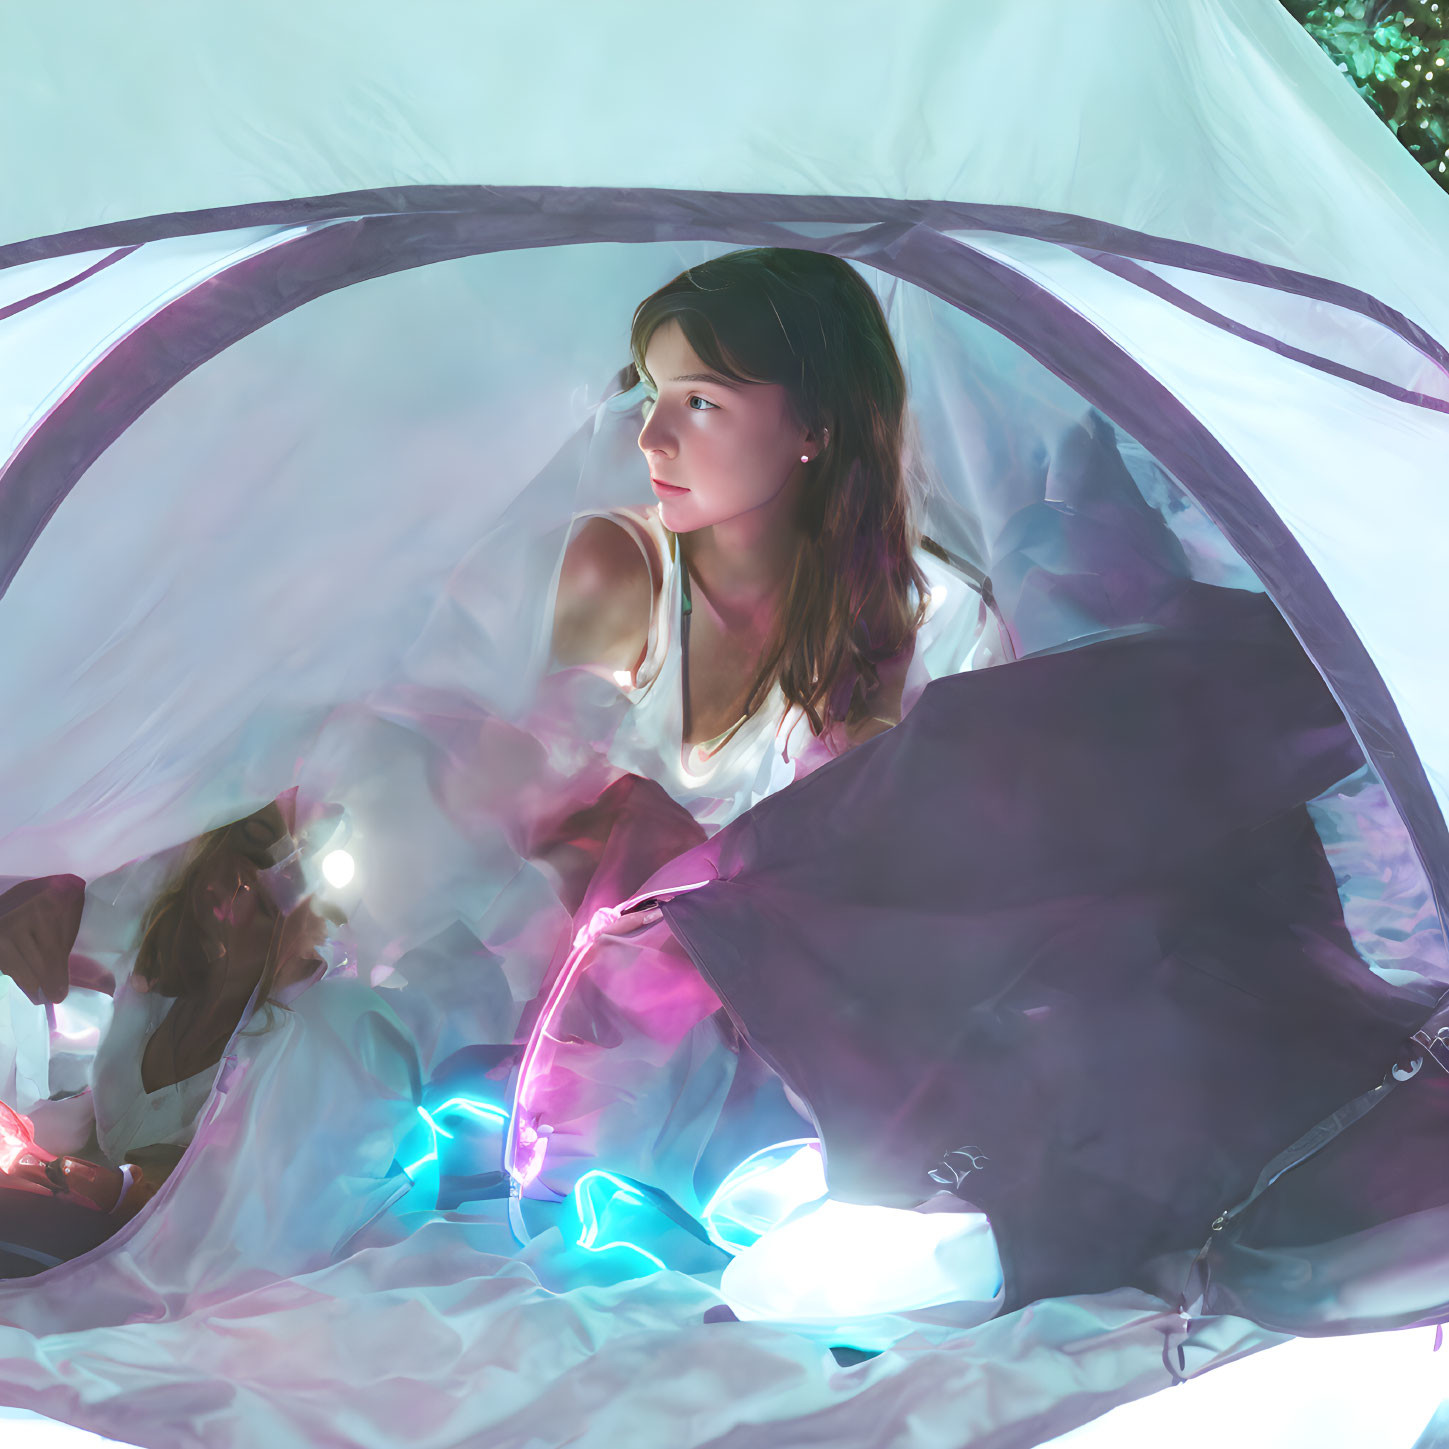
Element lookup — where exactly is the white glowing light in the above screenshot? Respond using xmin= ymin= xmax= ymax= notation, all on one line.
xmin=612 ymin=669 xmax=634 ymax=688
xmin=321 ymin=849 xmax=355 ymax=888
xmin=1052 ymin=1326 xmax=1449 ymax=1448
xmin=719 ymin=1198 xmax=1003 ymax=1324
xmin=702 ymin=1139 xmax=827 ymax=1254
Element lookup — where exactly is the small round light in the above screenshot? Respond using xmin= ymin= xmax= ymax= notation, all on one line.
xmin=321 ymin=849 xmax=355 ymax=888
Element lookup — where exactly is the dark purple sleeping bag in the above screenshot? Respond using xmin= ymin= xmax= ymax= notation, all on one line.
xmin=645 ymin=579 xmax=1443 ymax=1322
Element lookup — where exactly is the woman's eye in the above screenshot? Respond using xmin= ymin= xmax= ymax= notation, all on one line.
xmin=640 ymin=393 xmax=715 ymax=413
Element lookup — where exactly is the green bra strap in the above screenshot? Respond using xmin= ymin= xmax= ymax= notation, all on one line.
xmin=679 ymin=551 xmax=693 ymax=744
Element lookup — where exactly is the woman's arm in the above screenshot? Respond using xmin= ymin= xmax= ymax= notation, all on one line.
xmin=550 ymin=516 xmax=659 ymax=676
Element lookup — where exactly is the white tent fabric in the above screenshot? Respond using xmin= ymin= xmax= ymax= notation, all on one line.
xmin=1 ymin=2 xmax=1448 ymax=1446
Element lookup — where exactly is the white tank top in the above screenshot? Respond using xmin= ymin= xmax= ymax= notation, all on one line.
xmin=570 ymin=504 xmax=991 ymax=833
xmin=91 ymin=929 xmax=358 ymax=1165
xmin=92 ymin=973 xmax=222 ymax=1165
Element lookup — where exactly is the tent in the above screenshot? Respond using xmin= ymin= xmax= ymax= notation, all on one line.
xmin=2 ymin=1 xmax=1449 ymax=1445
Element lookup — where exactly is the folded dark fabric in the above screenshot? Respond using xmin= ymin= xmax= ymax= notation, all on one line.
xmin=0 ymin=1184 xmax=119 ymax=1277
xmin=654 ymin=580 xmax=1431 ymax=1314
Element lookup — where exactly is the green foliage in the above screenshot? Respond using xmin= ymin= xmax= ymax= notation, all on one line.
xmin=1281 ymin=0 xmax=1449 ymax=191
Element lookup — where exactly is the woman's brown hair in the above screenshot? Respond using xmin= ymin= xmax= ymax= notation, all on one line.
xmin=627 ymin=246 xmax=931 ymax=742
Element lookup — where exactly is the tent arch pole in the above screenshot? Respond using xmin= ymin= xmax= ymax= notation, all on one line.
xmin=3 ymin=191 xmax=1443 ymax=939
xmin=3 ymin=186 xmax=1445 ymax=378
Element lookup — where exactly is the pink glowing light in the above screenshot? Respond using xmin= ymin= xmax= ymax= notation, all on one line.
xmin=505 ymin=880 xmax=715 ymax=1190
xmin=0 ymin=1100 xmax=53 ymax=1175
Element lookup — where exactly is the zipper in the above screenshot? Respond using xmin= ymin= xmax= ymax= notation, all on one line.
xmin=1179 ymin=1060 xmax=1407 ymax=1322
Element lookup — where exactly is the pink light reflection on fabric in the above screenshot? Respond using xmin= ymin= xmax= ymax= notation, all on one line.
xmin=506 ymin=880 xmax=716 ymax=1190
xmin=0 ymin=1100 xmax=49 ymax=1174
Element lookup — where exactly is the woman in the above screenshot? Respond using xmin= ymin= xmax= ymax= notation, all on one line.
xmin=433 ymin=247 xmax=989 ymax=900
xmin=550 ymin=246 xmax=994 ymax=827
xmin=509 ymin=245 xmax=1449 ymax=1346
xmin=0 ymin=797 xmax=389 ymax=1277
xmin=512 ymin=248 xmax=1011 ymax=1335
xmin=89 ymin=800 xmax=334 ymax=1187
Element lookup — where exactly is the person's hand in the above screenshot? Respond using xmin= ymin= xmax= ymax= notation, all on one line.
xmin=2 ymin=1151 xmax=63 ymax=1200
xmin=0 ymin=1098 xmax=58 ymax=1199
xmin=2 ymin=1150 xmax=129 ymax=1214
xmin=0 ymin=875 xmax=85 ymax=1006
xmin=46 ymin=1156 xmax=125 ymax=1213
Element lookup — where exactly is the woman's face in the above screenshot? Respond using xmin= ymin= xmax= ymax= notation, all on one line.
xmin=198 ymin=848 xmax=327 ymax=986
xmin=197 ymin=853 xmax=279 ymax=970
xmin=637 ymin=319 xmax=819 ymax=535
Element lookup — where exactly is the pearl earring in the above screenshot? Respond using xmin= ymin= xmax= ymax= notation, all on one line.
xmin=801 ymin=454 xmax=809 ymax=464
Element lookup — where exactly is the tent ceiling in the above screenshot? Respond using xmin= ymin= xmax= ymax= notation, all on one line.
xmin=4 ymin=0 xmax=1448 ymax=339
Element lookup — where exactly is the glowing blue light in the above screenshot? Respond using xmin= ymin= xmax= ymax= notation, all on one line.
xmin=404 ymin=1096 xmax=511 ymax=1180
xmin=432 ymin=1097 xmax=509 ymax=1126
xmin=572 ymin=1169 xmax=668 ymax=1273
xmin=416 ymin=1106 xmax=453 ymax=1141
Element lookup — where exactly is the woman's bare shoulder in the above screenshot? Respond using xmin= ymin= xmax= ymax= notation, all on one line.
xmin=551 ymin=512 xmax=663 ymax=672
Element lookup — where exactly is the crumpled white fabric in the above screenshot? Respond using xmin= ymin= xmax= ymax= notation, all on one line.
xmin=0 ymin=973 xmax=420 ymax=1336
xmin=0 ymin=863 xmax=1284 ymax=1449
xmin=0 ymin=1227 xmax=1275 ymax=1449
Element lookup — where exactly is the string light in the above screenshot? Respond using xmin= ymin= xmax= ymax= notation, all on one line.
xmin=404 ymin=1097 xmax=509 ymax=1178
xmin=506 ymin=880 xmax=716 ymax=1189
xmin=572 ymin=1170 xmax=668 ymax=1272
